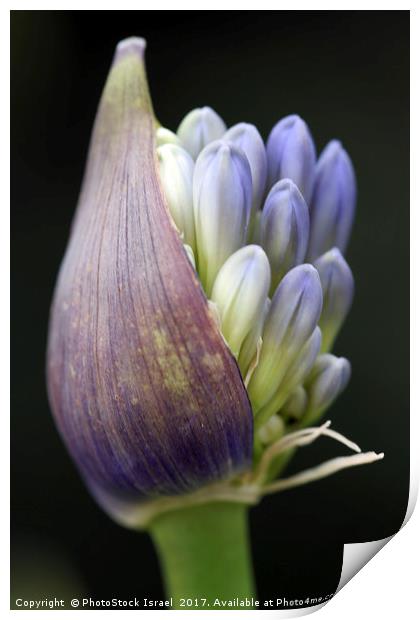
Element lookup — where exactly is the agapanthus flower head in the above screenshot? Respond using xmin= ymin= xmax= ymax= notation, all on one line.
xmin=47 ymin=37 xmax=382 ymax=528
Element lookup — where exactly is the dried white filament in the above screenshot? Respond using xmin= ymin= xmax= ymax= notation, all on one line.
xmin=262 ymin=452 xmax=384 ymax=495
xmin=253 ymin=420 xmax=363 ymax=483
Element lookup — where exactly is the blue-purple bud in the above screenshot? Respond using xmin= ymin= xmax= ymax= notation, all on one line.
xmin=260 ymin=179 xmax=310 ymax=292
xmin=224 ymin=123 xmax=268 ymax=214
xmin=266 ymin=114 xmax=316 ymax=204
xmin=46 ymin=39 xmax=253 ymax=519
xmin=247 ymin=264 xmax=323 ymax=413
xmin=177 ymin=106 xmax=226 ymax=159
xmin=307 ymin=140 xmax=356 ymax=261
xmin=314 ymin=247 xmax=354 ymax=352
xmin=304 ymin=354 xmax=351 ymax=424
xmin=281 ymin=326 xmax=322 ymax=389
xmin=255 ymin=326 xmax=321 ymax=427
xmin=193 ymin=140 xmax=252 ymax=294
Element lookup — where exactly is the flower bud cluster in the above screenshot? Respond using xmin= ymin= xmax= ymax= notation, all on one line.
xmin=48 ymin=41 xmax=381 ymax=518
xmin=158 ymin=107 xmax=357 ymax=446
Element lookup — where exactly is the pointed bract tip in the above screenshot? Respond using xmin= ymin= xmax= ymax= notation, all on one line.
xmin=114 ymin=36 xmax=147 ymax=62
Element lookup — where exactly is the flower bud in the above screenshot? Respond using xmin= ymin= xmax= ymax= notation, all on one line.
xmin=304 ymin=354 xmax=351 ymax=424
xmin=247 ymin=264 xmax=323 ymax=413
xmin=238 ymin=297 xmax=270 ymax=378
xmin=157 ymin=143 xmax=196 ymax=252
xmin=314 ymin=247 xmax=354 ymax=352
xmin=281 ymin=386 xmax=308 ymax=420
xmin=281 ymin=326 xmax=322 ymax=389
xmin=193 ymin=140 xmax=252 ymax=294
xmin=256 ymin=327 xmax=321 ymax=426
xmin=260 ymin=179 xmax=310 ymax=292
xmin=211 ymin=245 xmax=271 ymax=357
xmin=266 ymin=114 xmax=316 ymax=203
xmin=156 ymin=127 xmax=182 ymax=147
xmin=258 ymin=414 xmax=285 ymax=446
xmin=177 ymin=106 xmax=226 ymax=159
xmin=224 ymin=123 xmax=268 ymax=213
xmin=307 ymin=140 xmax=356 ymax=261
xmin=46 ymin=39 xmax=253 ymax=519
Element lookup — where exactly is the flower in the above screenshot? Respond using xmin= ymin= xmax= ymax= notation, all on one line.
xmin=193 ymin=140 xmax=252 ymax=294
xmin=303 ymin=354 xmax=352 ymax=424
xmin=223 ymin=123 xmax=268 ymax=216
xmin=307 ymin=140 xmax=357 ymax=261
xmin=260 ymin=179 xmax=310 ymax=293
xmin=266 ymin=114 xmax=316 ymax=204
xmin=210 ymin=245 xmax=270 ymax=359
xmin=247 ymin=264 xmax=322 ymax=416
xmin=314 ymin=247 xmax=354 ymax=352
xmin=157 ymin=143 xmax=195 ymax=252
xmin=177 ymin=106 xmax=226 ymax=160
xmin=47 ymin=37 xmax=382 ymax=529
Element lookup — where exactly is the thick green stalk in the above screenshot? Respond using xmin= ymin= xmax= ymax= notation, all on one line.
xmin=149 ymin=502 xmax=256 ymax=610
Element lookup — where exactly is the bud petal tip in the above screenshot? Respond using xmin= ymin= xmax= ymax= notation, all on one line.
xmin=114 ymin=36 xmax=147 ymax=61
xmin=266 ymin=114 xmax=316 ymax=203
xmin=307 ymin=140 xmax=356 ymax=261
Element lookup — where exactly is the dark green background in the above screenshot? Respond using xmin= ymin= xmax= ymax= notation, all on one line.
xmin=11 ymin=10 xmax=409 ymax=608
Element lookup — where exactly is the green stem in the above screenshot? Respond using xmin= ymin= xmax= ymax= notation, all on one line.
xmin=149 ymin=501 xmax=256 ymax=610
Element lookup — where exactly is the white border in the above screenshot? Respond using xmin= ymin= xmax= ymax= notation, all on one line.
xmin=4 ymin=4 xmax=417 ymax=618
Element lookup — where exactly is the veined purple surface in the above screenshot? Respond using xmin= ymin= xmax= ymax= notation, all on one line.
xmin=46 ymin=38 xmax=253 ymax=504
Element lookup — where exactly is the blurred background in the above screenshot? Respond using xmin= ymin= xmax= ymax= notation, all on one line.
xmin=11 ymin=10 xmax=409 ymax=609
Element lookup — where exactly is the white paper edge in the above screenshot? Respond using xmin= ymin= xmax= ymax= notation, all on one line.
xmin=4 ymin=5 xmax=417 ymax=620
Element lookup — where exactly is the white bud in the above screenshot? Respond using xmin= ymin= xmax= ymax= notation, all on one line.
xmin=211 ymin=246 xmax=271 ymax=358
xmin=177 ymin=107 xmax=226 ymax=159
xmin=258 ymin=415 xmax=285 ymax=446
xmin=156 ymin=127 xmax=182 ymax=147
xmin=157 ymin=144 xmax=196 ymax=252
xmin=281 ymin=386 xmax=308 ymax=420
xmin=193 ymin=141 xmax=252 ymax=294
xmin=238 ymin=297 xmax=270 ymax=378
